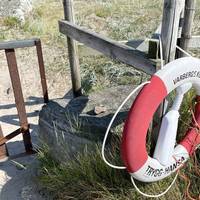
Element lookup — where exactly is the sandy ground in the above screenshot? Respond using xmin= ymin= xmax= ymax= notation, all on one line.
xmin=0 ymin=44 xmax=71 ymax=199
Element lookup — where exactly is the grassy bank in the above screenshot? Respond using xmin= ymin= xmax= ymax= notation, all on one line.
xmin=1 ymin=0 xmax=200 ymax=199
xmin=37 ymin=141 xmax=200 ymax=200
xmin=36 ymin=87 xmax=200 ymax=200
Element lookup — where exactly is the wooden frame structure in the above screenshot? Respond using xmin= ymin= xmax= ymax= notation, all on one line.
xmin=0 ymin=38 xmax=49 ymax=159
xmin=60 ymin=0 xmax=200 ymax=97
xmin=59 ymin=0 xmax=200 ymax=147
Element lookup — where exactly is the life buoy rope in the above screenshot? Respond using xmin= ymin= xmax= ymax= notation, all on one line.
xmin=101 ymin=80 xmax=179 ymax=197
xmin=101 ymin=81 xmax=150 ymax=169
xmin=122 ymin=57 xmax=200 ymax=183
xmin=101 ymin=44 xmax=200 ymax=197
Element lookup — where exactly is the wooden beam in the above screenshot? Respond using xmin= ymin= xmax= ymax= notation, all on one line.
xmin=59 ymin=20 xmax=156 ymax=75
xmin=5 ymin=49 xmax=33 ymax=153
xmin=0 ymin=128 xmax=22 ymax=146
xmin=179 ymin=0 xmax=196 ymax=56
xmin=35 ymin=40 xmax=49 ymax=103
xmin=63 ymin=0 xmax=82 ymax=97
xmin=0 ymin=38 xmax=39 ymax=50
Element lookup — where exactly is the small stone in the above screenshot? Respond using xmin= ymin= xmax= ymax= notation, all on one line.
xmin=94 ymin=105 xmax=107 ymax=115
xmin=6 ymin=87 xmax=12 ymax=95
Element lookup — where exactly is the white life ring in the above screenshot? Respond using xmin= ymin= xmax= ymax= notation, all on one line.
xmin=121 ymin=57 xmax=200 ymax=182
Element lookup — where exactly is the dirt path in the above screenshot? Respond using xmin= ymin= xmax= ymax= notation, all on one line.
xmin=0 ymin=44 xmax=71 ymax=199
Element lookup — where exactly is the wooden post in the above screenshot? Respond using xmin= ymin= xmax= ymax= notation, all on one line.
xmin=179 ymin=0 xmax=196 ymax=57
xmin=161 ymin=0 xmax=176 ymax=63
xmin=5 ymin=49 xmax=33 ymax=153
xmin=63 ymin=0 xmax=82 ymax=97
xmin=161 ymin=0 xmax=185 ymax=63
xmin=35 ymin=40 xmax=49 ymax=103
xmin=151 ymin=0 xmax=185 ymax=152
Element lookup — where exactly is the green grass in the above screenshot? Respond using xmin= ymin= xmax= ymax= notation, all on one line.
xmin=37 ymin=139 xmax=200 ymax=200
xmin=36 ymin=81 xmax=200 ymax=200
xmin=94 ymin=5 xmax=112 ymax=18
xmin=80 ymin=55 xmax=149 ymax=94
xmin=3 ymin=16 xmax=21 ymax=27
xmin=178 ymin=90 xmax=196 ymax=140
xmin=0 ymin=0 xmax=65 ymax=44
xmin=36 ymin=90 xmax=200 ymax=200
xmin=0 ymin=32 xmax=6 ymax=40
xmin=1 ymin=1 xmax=200 ymax=198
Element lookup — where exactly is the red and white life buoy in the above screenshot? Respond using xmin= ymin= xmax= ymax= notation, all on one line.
xmin=121 ymin=57 xmax=200 ymax=182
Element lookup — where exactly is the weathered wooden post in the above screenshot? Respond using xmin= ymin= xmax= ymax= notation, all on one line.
xmin=5 ymin=49 xmax=33 ymax=153
xmin=35 ymin=39 xmax=49 ymax=103
xmin=161 ymin=0 xmax=185 ymax=62
xmin=151 ymin=0 xmax=185 ymax=151
xmin=179 ymin=0 xmax=196 ymax=57
xmin=63 ymin=0 xmax=82 ymax=97
xmin=161 ymin=0 xmax=176 ymax=63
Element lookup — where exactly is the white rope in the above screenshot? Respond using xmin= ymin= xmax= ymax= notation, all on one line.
xmin=176 ymin=45 xmax=193 ymax=57
xmin=101 ymin=41 xmax=190 ymax=196
xmin=101 ymin=80 xmax=179 ymax=198
xmin=159 ymin=36 xmax=164 ymax=69
xmin=131 ymin=173 xmax=178 ymax=198
xmin=101 ymin=81 xmax=150 ymax=169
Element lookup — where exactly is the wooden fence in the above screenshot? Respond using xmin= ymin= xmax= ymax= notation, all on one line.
xmin=60 ymin=0 xmax=200 ymax=97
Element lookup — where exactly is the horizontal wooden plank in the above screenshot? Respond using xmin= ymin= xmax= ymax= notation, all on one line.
xmin=0 ymin=38 xmax=40 ymax=50
xmin=59 ymin=20 xmax=156 ymax=75
xmin=78 ymin=39 xmax=148 ymax=57
xmin=187 ymin=36 xmax=200 ymax=48
xmin=0 ymin=128 xmax=22 ymax=146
